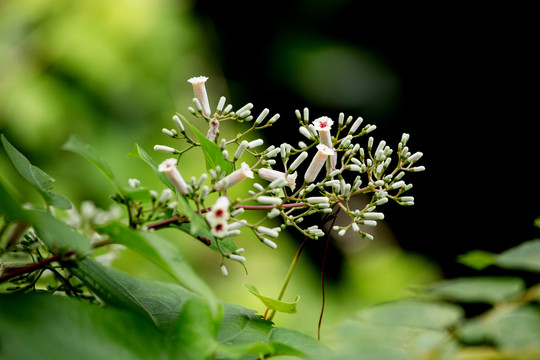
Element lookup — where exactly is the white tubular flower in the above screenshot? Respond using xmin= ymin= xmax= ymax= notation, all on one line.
xmin=304 ymin=144 xmax=335 ymax=183
xmin=188 ymin=76 xmax=211 ymax=117
xmin=214 ymin=162 xmax=254 ymax=191
xmin=158 ymin=158 xmax=189 ymax=195
xmin=312 ymin=116 xmax=334 ymax=148
xmin=258 ymin=168 xmax=297 ymax=191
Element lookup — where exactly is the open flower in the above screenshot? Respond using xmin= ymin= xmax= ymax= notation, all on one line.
xmin=158 ymin=158 xmax=189 ymax=194
xmin=206 ymin=196 xmax=230 ymax=223
xmin=304 ymin=144 xmax=335 ymax=183
xmin=312 ymin=116 xmax=333 ymax=148
xmin=188 ymin=76 xmax=211 ymax=117
xmin=206 ymin=196 xmax=231 ymax=238
xmin=214 ymin=162 xmax=254 ymax=191
xmin=258 ymin=168 xmax=297 ymax=191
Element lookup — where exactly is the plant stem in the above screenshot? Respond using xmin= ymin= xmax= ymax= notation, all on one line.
xmin=266 ymin=236 xmax=308 ymax=322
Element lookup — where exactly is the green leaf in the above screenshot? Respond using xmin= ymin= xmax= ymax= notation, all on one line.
xmin=70 ymin=257 xmax=197 ymax=333
xmin=122 ymin=186 xmax=153 ymax=201
xmin=174 ymin=297 xmax=217 ymax=360
xmin=244 ymin=282 xmax=300 ymax=314
xmin=457 ymin=250 xmax=496 ymax=270
xmin=96 ymin=222 xmax=217 ymax=313
xmin=0 ymin=176 xmax=30 ymax=222
xmin=428 ymin=277 xmax=525 ymax=303
xmin=218 ymin=303 xmax=273 ymax=345
xmin=269 ymin=327 xmax=332 ymax=358
xmin=1 ymin=134 xmax=71 ymax=209
xmin=0 ymin=293 xmax=174 ymax=360
xmin=459 ymin=305 xmax=540 ymax=351
xmin=181 ymin=115 xmax=234 ymax=175
xmin=358 ymin=298 xmax=463 ymax=330
xmin=31 ymin=209 xmax=91 ymax=254
xmin=494 ymin=239 xmax=540 ymax=272
xmin=62 ymin=134 xmax=117 ymax=187
xmin=128 ymin=143 xmax=174 ymax=190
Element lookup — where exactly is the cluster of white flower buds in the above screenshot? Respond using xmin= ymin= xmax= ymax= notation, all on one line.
xmin=149 ymin=75 xmax=424 ymax=273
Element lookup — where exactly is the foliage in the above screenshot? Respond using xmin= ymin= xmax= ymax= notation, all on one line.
xmin=1 ymin=78 xmax=540 ymax=359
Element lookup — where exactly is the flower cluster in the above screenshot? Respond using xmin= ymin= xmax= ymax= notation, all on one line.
xmin=150 ymin=75 xmax=425 ymax=272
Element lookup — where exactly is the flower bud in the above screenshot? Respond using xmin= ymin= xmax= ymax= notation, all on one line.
xmin=262 ymin=238 xmax=277 ymax=249
xmin=154 ymin=145 xmax=177 ymax=154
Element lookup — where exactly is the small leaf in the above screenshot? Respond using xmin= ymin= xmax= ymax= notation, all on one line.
xmin=244 ymin=282 xmax=300 ymax=314
xmin=128 ymin=143 xmax=174 ymax=190
xmin=62 ymin=134 xmax=117 ymax=186
xmin=428 ymin=277 xmax=525 ymax=303
xmin=457 ymin=250 xmax=496 ymax=270
xmin=494 ymin=239 xmax=540 ymax=272
xmin=181 ymin=115 xmax=233 ymax=175
xmin=1 ymin=134 xmax=71 ymax=209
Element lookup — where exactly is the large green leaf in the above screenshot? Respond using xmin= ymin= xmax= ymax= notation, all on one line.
xmin=494 ymin=239 xmax=540 ymax=272
xmin=96 ymin=222 xmax=218 ymax=315
xmin=459 ymin=305 xmax=540 ymax=351
xmin=127 ymin=143 xmax=174 ymax=190
xmin=31 ymin=209 xmax=91 ymax=255
xmin=181 ymin=115 xmax=233 ymax=175
xmin=269 ymin=328 xmax=333 ymax=359
xmin=62 ymin=134 xmax=118 ymax=188
xmin=173 ymin=297 xmax=218 ymax=360
xmin=358 ymin=298 xmax=463 ymax=330
xmin=1 ymin=134 xmax=71 ymax=209
xmin=428 ymin=277 xmax=525 ymax=304
xmin=70 ymin=257 xmax=197 ymax=333
xmin=0 ymin=293 xmax=174 ymax=360
xmin=0 ymin=176 xmax=30 ymax=222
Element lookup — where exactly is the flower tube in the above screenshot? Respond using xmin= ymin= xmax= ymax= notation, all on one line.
xmin=304 ymin=144 xmax=335 ymax=183
xmin=258 ymin=168 xmax=297 ymax=191
xmin=158 ymin=158 xmax=189 ymax=195
xmin=312 ymin=116 xmax=337 ymax=172
xmin=214 ymin=162 xmax=254 ymax=191
xmin=188 ymin=76 xmax=211 ymax=117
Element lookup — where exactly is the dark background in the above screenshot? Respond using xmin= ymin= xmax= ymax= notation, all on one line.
xmin=192 ymin=2 xmax=539 ymax=277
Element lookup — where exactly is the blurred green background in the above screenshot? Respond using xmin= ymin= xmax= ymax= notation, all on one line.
xmin=1 ymin=0 xmax=537 ymax=337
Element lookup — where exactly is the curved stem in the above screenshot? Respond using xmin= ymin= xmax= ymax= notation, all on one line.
xmin=265 ymin=236 xmax=309 ymax=322
xmin=318 ymin=209 xmax=339 ymax=340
